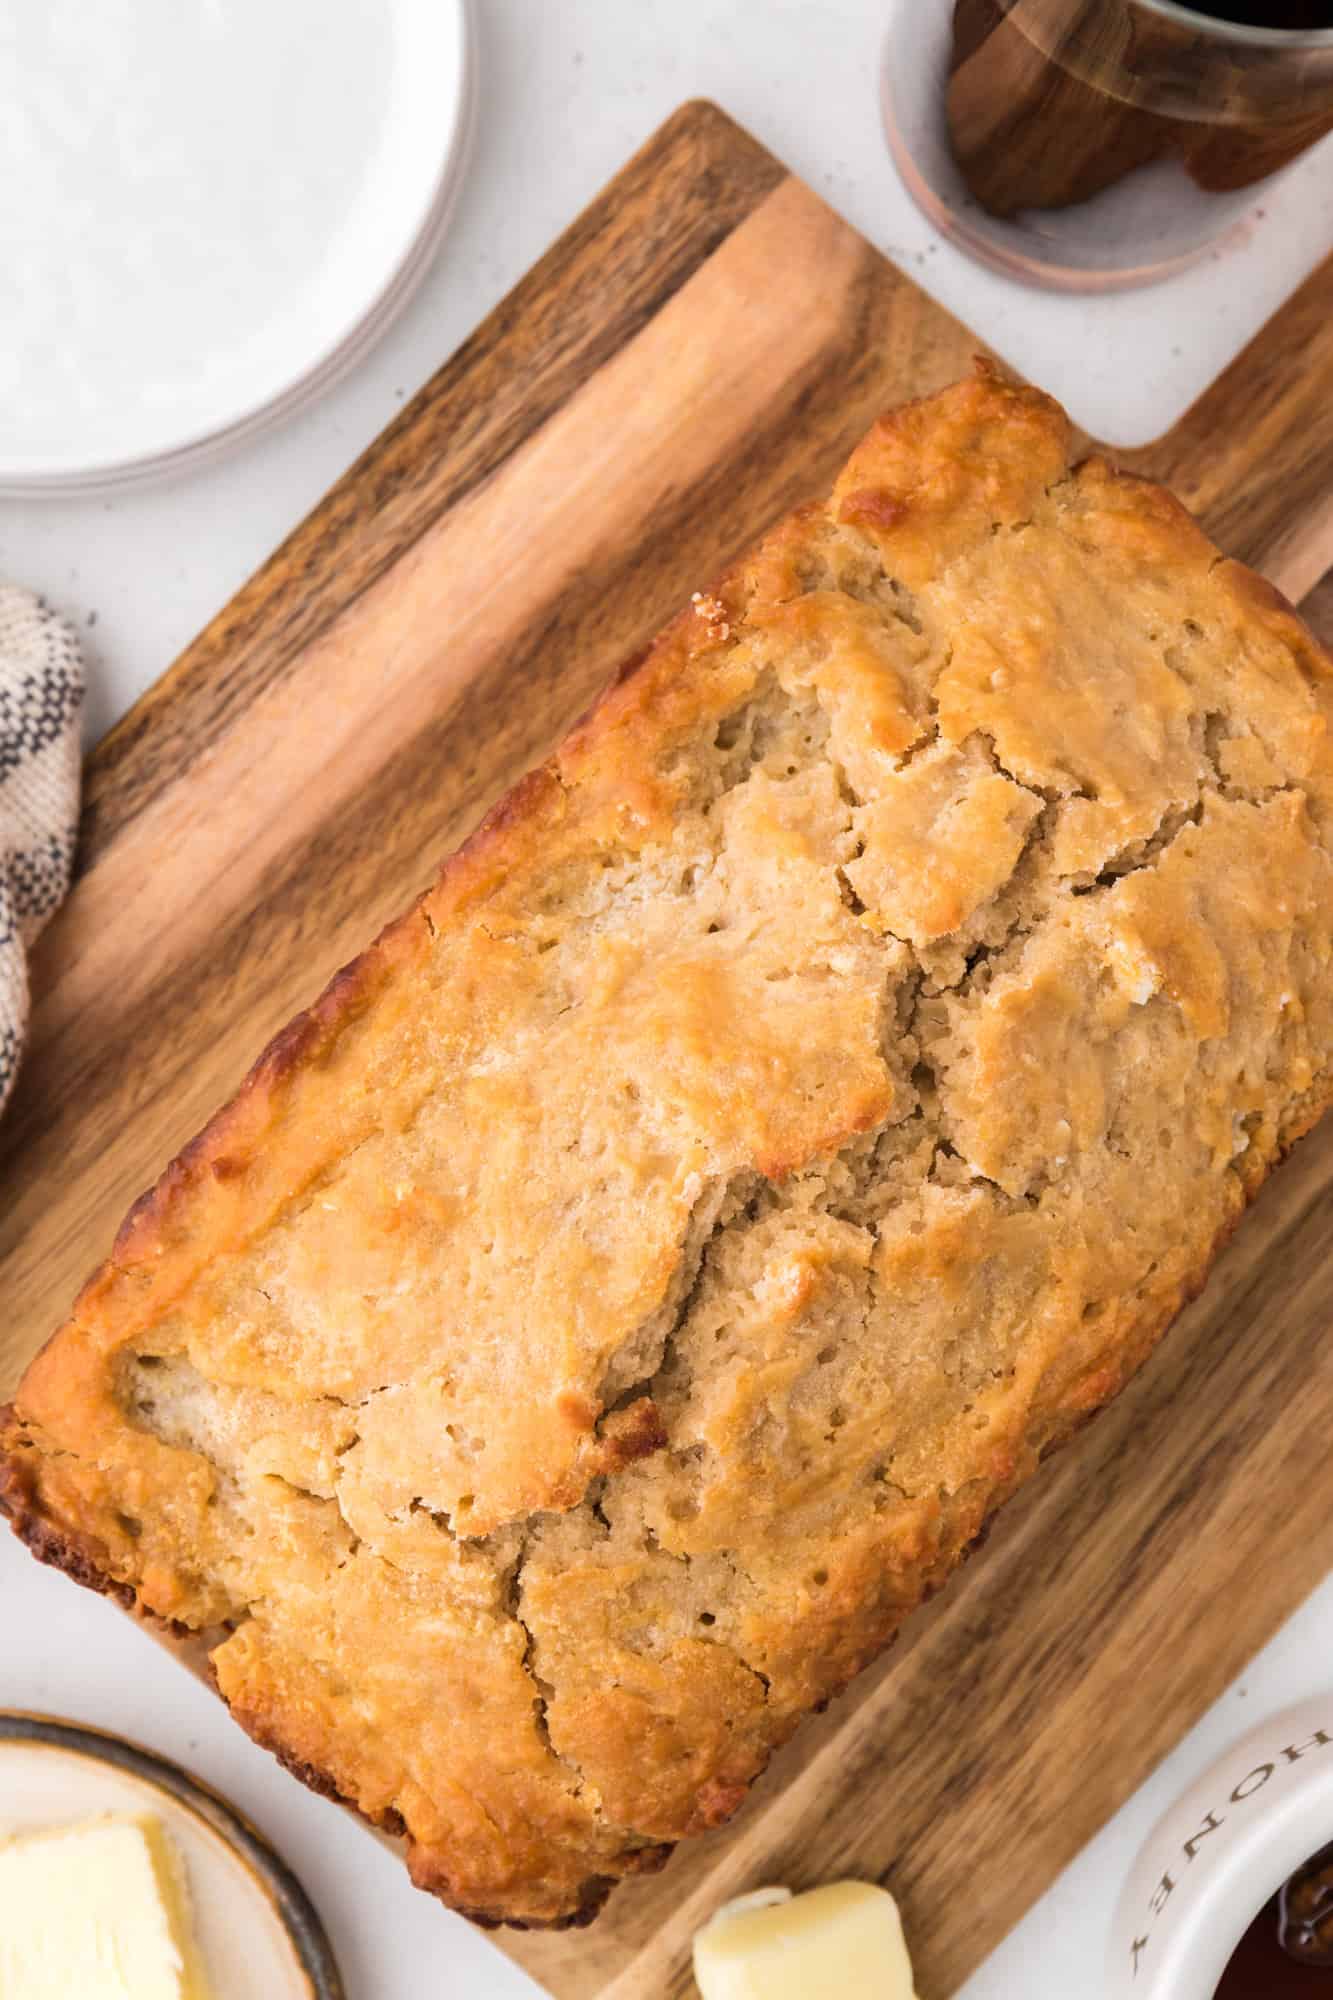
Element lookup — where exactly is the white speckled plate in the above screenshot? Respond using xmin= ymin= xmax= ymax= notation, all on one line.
xmin=0 ymin=1713 xmax=343 ymax=1999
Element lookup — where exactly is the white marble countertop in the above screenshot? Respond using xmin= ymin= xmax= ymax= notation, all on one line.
xmin=2 ymin=4 xmax=1331 ymax=1996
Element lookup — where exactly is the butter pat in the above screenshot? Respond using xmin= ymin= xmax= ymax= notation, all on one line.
xmin=693 ymin=1879 xmax=920 ymax=1999
xmin=0 ymin=1814 xmax=210 ymax=2000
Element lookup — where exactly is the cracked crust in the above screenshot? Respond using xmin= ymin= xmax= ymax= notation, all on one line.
xmin=5 ymin=369 xmax=1333 ymax=1925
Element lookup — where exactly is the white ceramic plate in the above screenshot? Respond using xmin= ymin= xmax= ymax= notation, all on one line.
xmin=0 ymin=1712 xmax=342 ymax=1999
xmin=0 ymin=0 xmax=473 ymax=492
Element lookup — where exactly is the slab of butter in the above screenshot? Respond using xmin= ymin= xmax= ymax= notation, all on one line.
xmin=693 ymin=1880 xmax=920 ymax=1998
xmin=0 ymin=1812 xmax=210 ymax=1999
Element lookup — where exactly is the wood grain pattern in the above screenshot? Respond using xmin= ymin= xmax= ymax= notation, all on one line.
xmin=2 ymin=100 xmax=1331 ymax=1999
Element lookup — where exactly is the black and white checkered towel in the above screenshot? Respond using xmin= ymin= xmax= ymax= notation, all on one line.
xmin=0 ymin=585 xmax=83 ymax=1114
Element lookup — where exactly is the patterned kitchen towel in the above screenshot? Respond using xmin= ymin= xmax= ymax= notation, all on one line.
xmin=0 ymin=585 xmax=84 ymax=1115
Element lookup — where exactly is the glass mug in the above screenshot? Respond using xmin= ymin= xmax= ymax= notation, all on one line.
xmin=882 ymin=0 xmax=1333 ymax=288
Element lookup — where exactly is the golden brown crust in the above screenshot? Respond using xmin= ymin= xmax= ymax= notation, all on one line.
xmin=5 ymin=369 xmax=1333 ymax=1925
xmin=0 ymin=1422 xmax=133 ymax=1610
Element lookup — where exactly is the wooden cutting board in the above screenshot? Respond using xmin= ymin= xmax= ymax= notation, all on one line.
xmin=3 ymin=102 xmax=1333 ymax=2000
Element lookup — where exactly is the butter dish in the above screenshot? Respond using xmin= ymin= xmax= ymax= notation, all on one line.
xmin=0 ymin=1713 xmax=341 ymax=2000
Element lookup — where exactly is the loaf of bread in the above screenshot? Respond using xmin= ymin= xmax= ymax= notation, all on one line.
xmin=4 ymin=373 xmax=1332 ymax=1928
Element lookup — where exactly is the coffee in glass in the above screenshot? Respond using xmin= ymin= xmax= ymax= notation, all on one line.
xmin=882 ymin=0 xmax=1333 ymax=287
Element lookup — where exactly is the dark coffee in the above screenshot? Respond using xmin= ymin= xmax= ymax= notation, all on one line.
xmin=1174 ymin=2 xmax=1333 ymax=26
xmin=1213 ymin=1843 xmax=1333 ymax=1996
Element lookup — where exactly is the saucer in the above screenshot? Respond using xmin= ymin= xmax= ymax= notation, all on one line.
xmin=0 ymin=1711 xmax=343 ymax=1999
